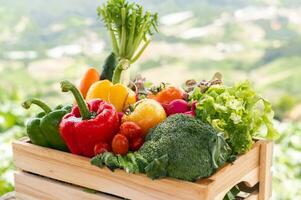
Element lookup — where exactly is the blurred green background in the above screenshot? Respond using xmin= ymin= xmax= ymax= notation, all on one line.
xmin=0 ymin=0 xmax=300 ymax=199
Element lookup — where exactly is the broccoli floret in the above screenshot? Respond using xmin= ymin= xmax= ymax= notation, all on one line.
xmin=139 ymin=114 xmax=231 ymax=181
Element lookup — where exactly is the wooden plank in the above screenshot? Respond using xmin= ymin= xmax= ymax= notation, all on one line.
xmin=15 ymin=171 xmax=120 ymax=200
xmin=205 ymin=142 xmax=260 ymax=200
xmin=13 ymin=139 xmax=267 ymax=200
xmin=245 ymin=191 xmax=259 ymax=200
xmin=258 ymin=140 xmax=273 ymax=200
xmin=0 ymin=192 xmax=16 ymax=200
xmin=213 ymin=167 xmax=259 ymax=200
xmin=13 ymin=140 xmax=208 ymax=200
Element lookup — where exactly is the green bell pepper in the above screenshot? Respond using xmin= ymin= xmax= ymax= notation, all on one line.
xmin=22 ymin=98 xmax=71 ymax=151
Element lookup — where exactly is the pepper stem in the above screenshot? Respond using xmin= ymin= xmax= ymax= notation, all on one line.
xmin=60 ymin=80 xmax=91 ymax=120
xmin=22 ymin=98 xmax=52 ymax=113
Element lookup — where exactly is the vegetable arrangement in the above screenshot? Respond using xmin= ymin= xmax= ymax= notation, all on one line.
xmin=22 ymin=0 xmax=279 ymax=197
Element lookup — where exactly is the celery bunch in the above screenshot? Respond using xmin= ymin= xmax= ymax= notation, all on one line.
xmin=98 ymin=0 xmax=158 ymax=84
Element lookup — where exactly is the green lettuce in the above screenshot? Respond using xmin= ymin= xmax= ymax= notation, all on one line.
xmin=191 ymin=81 xmax=279 ymax=154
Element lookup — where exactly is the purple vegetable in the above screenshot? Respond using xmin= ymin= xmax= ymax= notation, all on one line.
xmin=166 ymin=99 xmax=189 ymax=116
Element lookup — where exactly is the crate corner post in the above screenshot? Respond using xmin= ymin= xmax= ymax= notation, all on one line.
xmin=258 ymin=140 xmax=273 ymax=200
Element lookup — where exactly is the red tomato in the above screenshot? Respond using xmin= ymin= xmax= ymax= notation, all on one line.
xmin=120 ymin=122 xmax=142 ymax=140
xmin=94 ymin=143 xmax=111 ymax=156
xmin=130 ymin=137 xmax=144 ymax=151
xmin=112 ymin=134 xmax=129 ymax=155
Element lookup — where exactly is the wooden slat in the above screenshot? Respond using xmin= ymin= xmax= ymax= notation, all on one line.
xmin=245 ymin=191 xmax=259 ymax=200
xmin=12 ymin=140 xmax=208 ymax=200
xmin=0 ymin=192 xmax=16 ymax=200
xmin=15 ymin=171 xmax=120 ymax=200
xmin=258 ymin=140 xmax=273 ymax=200
xmin=205 ymin=142 xmax=260 ymax=200
xmin=13 ymin=139 xmax=270 ymax=200
xmin=213 ymin=167 xmax=260 ymax=200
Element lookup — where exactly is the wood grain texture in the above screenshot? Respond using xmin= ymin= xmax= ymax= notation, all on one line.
xmin=0 ymin=192 xmax=16 ymax=200
xmin=258 ymin=140 xmax=273 ymax=200
xmin=15 ymin=171 xmax=120 ymax=200
xmin=13 ymin=140 xmax=208 ymax=200
xmin=245 ymin=191 xmax=259 ymax=200
xmin=207 ymin=142 xmax=261 ymax=200
xmin=12 ymin=139 xmax=272 ymax=200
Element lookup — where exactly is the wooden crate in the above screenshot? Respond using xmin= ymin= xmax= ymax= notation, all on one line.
xmin=12 ymin=138 xmax=273 ymax=200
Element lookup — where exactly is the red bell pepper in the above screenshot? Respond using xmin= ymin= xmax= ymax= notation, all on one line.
xmin=59 ymin=80 xmax=119 ymax=157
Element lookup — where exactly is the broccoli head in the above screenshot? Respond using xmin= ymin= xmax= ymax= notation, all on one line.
xmin=139 ymin=114 xmax=231 ymax=181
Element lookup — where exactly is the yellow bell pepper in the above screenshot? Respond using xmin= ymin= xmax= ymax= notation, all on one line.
xmin=86 ymin=80 xmax=112 ymax=102
xmin=122 ymin=99 xmax=167 ymax=137
xmin=85 ymin=80 xmax=136 ymax=112
xmin=108 ymin=84 xmax=129 ymax=112
xmin=126 ymin=89 xmax=136 ymax=108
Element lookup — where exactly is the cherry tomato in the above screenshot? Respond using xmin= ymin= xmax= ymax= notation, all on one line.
xmin=130 ymin=137 xmax=144 ymax=151
xmin=94 ymin=142 xmax=111 ymax=156
xmin=112 ymin=134 xmax=129 ymax=155
xmin=120 ymin=122 xmax=142 ymax=140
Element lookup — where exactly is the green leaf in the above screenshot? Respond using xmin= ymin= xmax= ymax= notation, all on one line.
xmin=145 ymin=154 xmax=169 ymax=179
xmin=103 ymin=152 xmax=119 ymax=171
xmin=83 ymin=188 xmax=98 ymax=194
xmin=132 ymin=152 xmax=148 ymax=173
xmin=90 ymin=154 xmax=105 ymax=168
xmin=118 ymin=154 xmax=139 ymax=173
xmin=223 ymin=185 xmax=240 ymax=200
